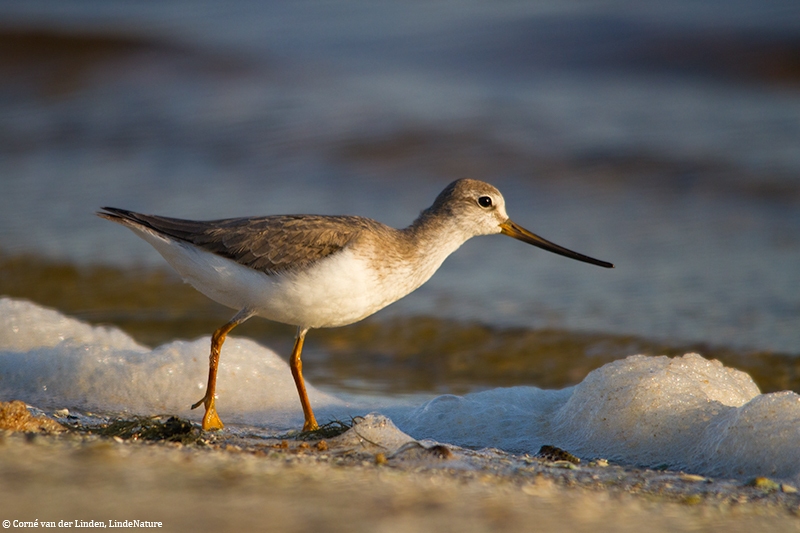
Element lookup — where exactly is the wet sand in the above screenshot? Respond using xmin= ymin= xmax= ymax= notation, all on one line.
xmin=2 ymin=403 xmax=798 ymax=532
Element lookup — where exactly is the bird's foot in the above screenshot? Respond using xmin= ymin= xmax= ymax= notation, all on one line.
xmin=191 ymin=393 xmax=224 ymax=431
xmin=302 ymin=416 xmax=319 ymax=432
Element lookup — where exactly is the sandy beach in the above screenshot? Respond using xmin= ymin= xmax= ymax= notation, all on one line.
xmin=2 ymin=402 xmax=798 ymax=533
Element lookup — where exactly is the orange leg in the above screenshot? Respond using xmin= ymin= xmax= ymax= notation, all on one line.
xmin=290 ymin=328 xmax=318 ymax=431
xmin=191 ymin=310 xmax=252 ymax=430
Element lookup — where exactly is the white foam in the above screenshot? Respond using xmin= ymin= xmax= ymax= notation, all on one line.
xmin=0 ymin=297 xmax=145 ymax=353
xmin=0 ymin=298 xmax=346 ymax=429
xmin=400 ymin=355 xmax=800 ymax=481
xmin=2 ymin=297 xmax=799 ymax=482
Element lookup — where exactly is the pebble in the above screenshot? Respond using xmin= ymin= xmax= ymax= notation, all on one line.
xmin=747 ymin=477 xmax=780 ymax=491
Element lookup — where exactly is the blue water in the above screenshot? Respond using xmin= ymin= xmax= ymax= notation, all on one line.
xmin=0 ymin=0 xmax=798 ymax=353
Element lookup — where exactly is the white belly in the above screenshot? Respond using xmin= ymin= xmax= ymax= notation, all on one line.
xmin=138 ymin=228 xmax=416 ymax=329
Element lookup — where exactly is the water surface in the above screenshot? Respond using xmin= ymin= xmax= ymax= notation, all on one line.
xmin=0 ymin=0 xmax=798 ymax=396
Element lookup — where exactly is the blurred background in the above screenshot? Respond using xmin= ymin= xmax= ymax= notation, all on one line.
xmin=1 ymin=0 xmax=799 ymax=395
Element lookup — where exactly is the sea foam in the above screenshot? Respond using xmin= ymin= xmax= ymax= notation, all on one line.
xmin=0 ymin=298 xmax=345 ymax=429
xmin=1 ymin=297 xmax=799 ymax=482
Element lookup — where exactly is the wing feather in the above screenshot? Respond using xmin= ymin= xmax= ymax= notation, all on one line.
xmin=98 ymin=208 xmax=378 ymax=274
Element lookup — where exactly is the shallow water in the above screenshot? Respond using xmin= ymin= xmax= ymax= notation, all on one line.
xmin=0 ymin=1 xmax=798 ymax=386
xmin=2 ymin=255 xmax=797 ymax=397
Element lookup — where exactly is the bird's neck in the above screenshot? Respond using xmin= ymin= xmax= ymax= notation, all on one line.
xmin=401 ymin=208 xmax=473 ymax=270
xmin=350 ymin=209 xmax=473 ymax=308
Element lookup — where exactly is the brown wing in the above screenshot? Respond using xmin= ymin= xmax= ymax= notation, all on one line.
xmin=98 ymin=207 xmax=378 ymax=274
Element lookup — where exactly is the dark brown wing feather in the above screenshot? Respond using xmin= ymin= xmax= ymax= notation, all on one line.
xmin=98 ymin=207 xmax=378 ymax=275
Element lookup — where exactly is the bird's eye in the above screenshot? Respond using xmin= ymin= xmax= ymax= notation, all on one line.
xmin=478 ymin=196 xmax=493 ymax=208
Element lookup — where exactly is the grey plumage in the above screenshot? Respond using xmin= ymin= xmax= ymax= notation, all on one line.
xmin=98 ymin=207 xmax=396 ymax=275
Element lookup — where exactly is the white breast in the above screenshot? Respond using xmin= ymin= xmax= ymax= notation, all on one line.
xmin=133 ymin=226 xmax=423 ymax=328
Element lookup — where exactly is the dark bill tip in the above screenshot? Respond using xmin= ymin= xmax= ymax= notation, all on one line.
xmin=499 ymin=220 xmax=614 ymax=269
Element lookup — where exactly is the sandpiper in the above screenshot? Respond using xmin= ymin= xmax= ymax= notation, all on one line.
xmin=99 ymin=179 xmax=612 ymax=431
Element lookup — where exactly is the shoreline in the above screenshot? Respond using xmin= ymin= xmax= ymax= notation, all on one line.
xmin=0 ymin=280 xmax=797 ymax=398
xmin=2 ymin=403 xmax=798 ymax=532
